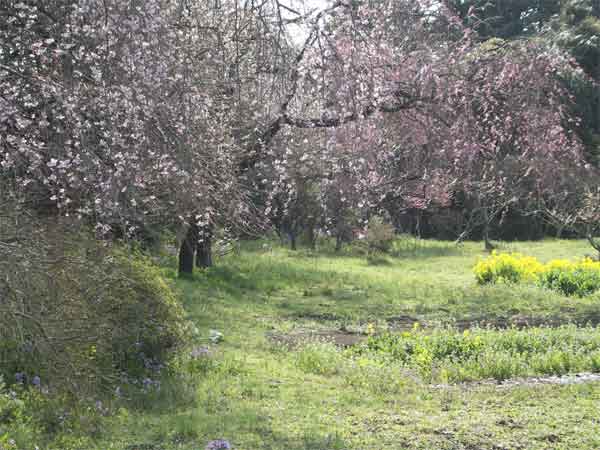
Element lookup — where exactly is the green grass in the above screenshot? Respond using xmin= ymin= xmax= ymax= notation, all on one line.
xmin=5 ymin=237 xmax=600 ymax=449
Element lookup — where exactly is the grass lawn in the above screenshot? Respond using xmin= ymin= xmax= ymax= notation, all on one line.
xmin=26 ymin=239 xmax=600 ymax=449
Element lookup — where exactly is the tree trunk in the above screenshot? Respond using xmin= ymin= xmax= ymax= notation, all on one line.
xmin=289 ymin=231 xmax=297 ymax=251
xmin=483 ymin=207 xmax=494 ymax=252
xmin=334 ymin=213 xmax=345 ymax=252
xmin=306 ymin=222 xmax=316 ymax=250
xmin=178 ymin=221 xmax=198 ymax=277
xmin=335 ymin=233 xmax=343 ymax=252
xmin=195 ymin=226 xmax=213 ymax=268
xmin=586 ymin=226 xmax=600 ymax=260
xmin=455 ymin=206 xmax=477 ymax=245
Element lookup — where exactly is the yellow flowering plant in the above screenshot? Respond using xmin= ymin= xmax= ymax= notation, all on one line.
xmin=473 ymin=251 xmax=543 ymax=285
xmin=474 ymin=252 xmax=600 ymax=297
xmin=538 ymin=257 xmax=600 ymax=297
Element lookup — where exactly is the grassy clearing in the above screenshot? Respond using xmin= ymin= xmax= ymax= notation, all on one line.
xmin=172 ymin=238 xmax=600 ymax=332
xmin=5 ymin=238 xmax=600 ymax=449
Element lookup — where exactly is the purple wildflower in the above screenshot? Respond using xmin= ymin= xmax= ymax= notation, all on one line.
xmin=21 ymin=341 xmax=33 ymax=353
xmin=15 ymin=372 xmax=25 ymax=384
xmin=205 ymin=439 xmax=232 ymax=450
xmin=31 ymin=375 xmax=41 ymax=387
xmin=142 ymin=356 xmax=164 ymax=372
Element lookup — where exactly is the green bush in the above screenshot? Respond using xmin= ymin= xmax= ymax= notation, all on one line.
xmin=0 ymin=216 xmax=190 ymax=396
xmin=97 ymin=249 xmax=191 ymax=379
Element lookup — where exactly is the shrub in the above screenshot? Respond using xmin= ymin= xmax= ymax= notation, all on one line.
xmin=96 ymin=249 xmax=191 ymax=379
xmin=0 ymin=211 xmax=190 ymax=396
xmin=0 ymin=376 xmax=106 ymax=449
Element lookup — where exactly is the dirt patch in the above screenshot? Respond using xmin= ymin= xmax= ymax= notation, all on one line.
xmin=386 ymin=315 xmax=421 ymax=330
xmin=388 ymin=314 xmax=600 ymax=331
xmin=497 ymin=372 xmax=600 ymax=388
xmin=453 ymin=315 xmax=554 ymax=330
xmin=453 ymin=314 xmax=600 ymax=330
xmin=267 ymin=329 xmax=366 ymax=348
xmin=433 ymin=372 xmax=600 ymax=390
xmin=287 ymin=311 xmax=342 ymax=322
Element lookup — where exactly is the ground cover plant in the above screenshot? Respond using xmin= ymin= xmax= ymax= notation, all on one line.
xmin=352 ymin=325 xmax=600 ymax=383
xmin=475 ymin=251 xmax=600 ymax=296
xmin=2 ymin=238 xmax=600 ymax=449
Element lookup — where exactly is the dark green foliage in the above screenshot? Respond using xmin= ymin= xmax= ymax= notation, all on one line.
xmin=446 ymin=0 xmax=561 ymax=39
xmin=559 ymin=2 xmax=600 ymax=164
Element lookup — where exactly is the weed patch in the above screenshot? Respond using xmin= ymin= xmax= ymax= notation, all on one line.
xmin=295 ymin=342 xmax=344 ymax=376
xmin=351 ymin=325 xmax=600 ymax=383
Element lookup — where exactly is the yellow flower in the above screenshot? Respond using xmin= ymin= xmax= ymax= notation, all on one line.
xmin=366 ymin=323 xmax=375 ymax=335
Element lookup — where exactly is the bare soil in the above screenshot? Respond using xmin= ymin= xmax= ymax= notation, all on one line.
xmin=267 ymin=329 xmax=366 ymax=348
